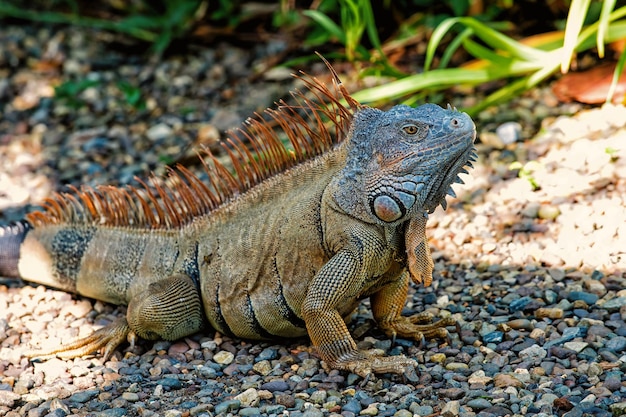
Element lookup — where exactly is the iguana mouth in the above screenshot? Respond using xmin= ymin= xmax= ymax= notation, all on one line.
xmin=424 ymin=139 xmax=477 ymax=213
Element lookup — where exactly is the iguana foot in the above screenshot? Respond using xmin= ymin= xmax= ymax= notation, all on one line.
xmin=25 ymin=317 xmax=135 ymax=361
xmin=379 ymin=313 xmax=456 ymax=343
xmin=323 ymin=350 xmax=418 ymax=378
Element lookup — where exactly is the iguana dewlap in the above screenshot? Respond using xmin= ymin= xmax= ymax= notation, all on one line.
xmin=0 ymin=67 xmax=476 ymax=378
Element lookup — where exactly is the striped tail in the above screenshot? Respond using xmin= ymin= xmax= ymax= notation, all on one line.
xmin=0 ymin=220 xmax=31 ymax=278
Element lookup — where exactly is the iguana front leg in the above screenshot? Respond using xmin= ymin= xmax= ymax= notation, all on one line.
xmin=372 ymin=270 xmax=454 ymax=343
xmin=302 ymin=242 xmax=417 ymax=378
xmin=405 ymin=215 xmax=434 ymax=286
xmin=27 ymin=274 xmax=204 ymax=360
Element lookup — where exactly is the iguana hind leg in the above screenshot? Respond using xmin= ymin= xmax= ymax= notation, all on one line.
xmin=27 ymin=274 xmax=204 ymax=361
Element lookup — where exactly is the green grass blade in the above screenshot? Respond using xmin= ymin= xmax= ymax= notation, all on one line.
xmin=576 ymin=7 xmax=626 ymax=51
xmin=351 ymin=60 xmax=543 ymax=104
xmin=0 ymin=3 xmax=157 ymax=42
xmin=439 ymin=27 xmax=473 ymax=68
xmin=561 ymin=0 xmax=591 ymax=72
xmin=454 ymin=17 xmax=549 ymax=62
xmin=606 ymin=43 xmax=626 ymax=103
xmin=467 ymin=64 xmax=559 ymax=115
xmin=425 ymin=17 xmax=462 ymax=71
xmin=597 ymin=0 xmax=617 ymax=58
xmin=302 ymin=9 xmax=347 ymax=44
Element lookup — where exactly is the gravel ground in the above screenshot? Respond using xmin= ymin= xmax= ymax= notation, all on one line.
xmin=1 ymin=23 xmax=626 ymax=417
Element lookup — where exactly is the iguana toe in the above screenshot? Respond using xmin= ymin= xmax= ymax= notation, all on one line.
xmin=25 ymin=318 xmax=132 ymax=361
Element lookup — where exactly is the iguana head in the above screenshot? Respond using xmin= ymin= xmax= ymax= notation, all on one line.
xmin=339 ymin=103 xmax=476 ymax=225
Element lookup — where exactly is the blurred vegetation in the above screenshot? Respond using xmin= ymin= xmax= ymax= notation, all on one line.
xmin=0 ymin=0 xmax=625 ymax=113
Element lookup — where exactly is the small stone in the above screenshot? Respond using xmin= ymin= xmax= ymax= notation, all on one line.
xmin=507 ymin=319 xmax=533 ymax=330
xmin=441 ymin=400 xmax=460 ymax=417
xmin=519 ymin=344 xmax=547 ymax=361
xmin=493 ymin=373 xmax=524 ymax=388
xmin=536 ymin=308 xmax=564 ymax=319
xmin=157 ymin=377 xmax=182 ymax=390
xmin=252 ymin=360 xmax=272 ymax=376
xmin=234 ymin=388 xmax=259 ymax=407
xmin=468 ymin=370 xmax=493 ymax=385
xmin=606 ymin=336 xmax=626 ymax=352
xmin=583 ymin=279 xmax=607 ymax=296
xmin=604 ymin=374 xmax=622 ymax=391
xmin=466 ymin=398 xmax=492 ymax=410
xmin=261 ymin=380 xmax=290 ymax=392
xmin=440 ymin=388 xmax=465 ymax=400
xmin=213 ymin=350 xmax=235 ymax=365
xmin=239 ymin=407 xmax=262 ymax=417
xmin=302 ymin=408 xmax=324 ymax=417
xmin=568 ymin=291 xmax=599 ymax=305
xmin=538 ymin=204 xmax=560 ymax=220
xmin=610 ymin=401 xmax=626 ymax=416
xmin=536 ymin=393 xmax=559 ymax=407
xmin=394 ymin=410 xmax=412 ymax=417
xmin=410 ymin=404 xmax=434 ymax=416
xmin=430 ymin=353 xmax=446 ymax=363
xmin=146 ymin=123 xmax=173 ymax=141
xmin=564 ymin=341 xmax=589 ymax=352
xmin=445 ymin=362 xmax=469 ymax=371
xmin=275 ymin=393 xmax=296 ymax=408
xmin=482 ymin=331 xmax=504 ymax=343
xmin=342 ymin=399 xmax=362 ymax=414
xmin=509 ymin=296 xmax=532 ymax=311
xmin=214 ymin=399 xmax=241 ymax=414
xmin=602 ymin=297 xmax=626 ymax=311
xmin=310 ymin=390 xmax=327 ymax=404
xmin=122 ymin=392 xmax=139 ymax=402
xmin=69 ymin=389 xmax=99 ymax=404
xmin=360 ymin=403 xmax=379 ymax=416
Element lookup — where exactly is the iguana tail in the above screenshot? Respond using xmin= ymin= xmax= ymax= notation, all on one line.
xmin=0 ymin=220 xmax=31 ymax=278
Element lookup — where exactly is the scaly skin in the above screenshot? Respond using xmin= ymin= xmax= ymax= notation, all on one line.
xmin=0 ymin=71 xmax=476 ymax=378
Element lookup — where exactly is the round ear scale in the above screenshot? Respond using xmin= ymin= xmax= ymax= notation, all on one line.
xmin=372 ymin=193 xmax=405 ymax=223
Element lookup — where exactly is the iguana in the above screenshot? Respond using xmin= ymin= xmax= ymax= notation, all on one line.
xmin=0 ymin=63 xmax=476 ymax=378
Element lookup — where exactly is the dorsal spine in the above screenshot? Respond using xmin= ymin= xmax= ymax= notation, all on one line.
xmin=26 ymin=70 xmax=360 ymax=230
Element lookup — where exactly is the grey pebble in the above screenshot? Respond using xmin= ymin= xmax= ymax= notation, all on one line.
xmin=602 ymin=297 xmax=626 ymax=311
xmin=157 ymin=377 xmax=182 ymax=390
xmin=603 ymin=374 xmax=622 ymax=391
xmin=275 ymin=393 xmax=296 ymax=408
xmin=302 ymin=408 xmax=324 ymax=417
xmin=482 ymin=331 xmax=503 ymax=343
xmin=0 ymin=390 xmax=21 ymax=407
xmin=239 ymin=407 xmax=262 ymax=416
xmin=568 ymin=291 xmax=599 ymax=305
xmin=409 ymin=404 xmax=434 ymax=415
xmin=342 ymin=399 xmax=362 ymax=414
xmin=260 ymin=380 xmax=290 ymax=392
xmin=495 ymin=121 xmax=523 ymax=145
xmin=96 ymin=409 xmax=128 ymax=417
xmin=68 ymin=389 xmax=100 ymax=403
xmin=466 ymin=398 xmax=492 ymax=410
xmin=605 ymin=336 xmax=626 ymax=352
xmin=214 ymin=399 xmax=241 ymax=414
xmin=440 ymin=387 xmax=466 ymax=400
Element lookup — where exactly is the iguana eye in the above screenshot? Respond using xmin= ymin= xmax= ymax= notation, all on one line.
xmin=402 ymin=124 xmax=419 ymax=135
